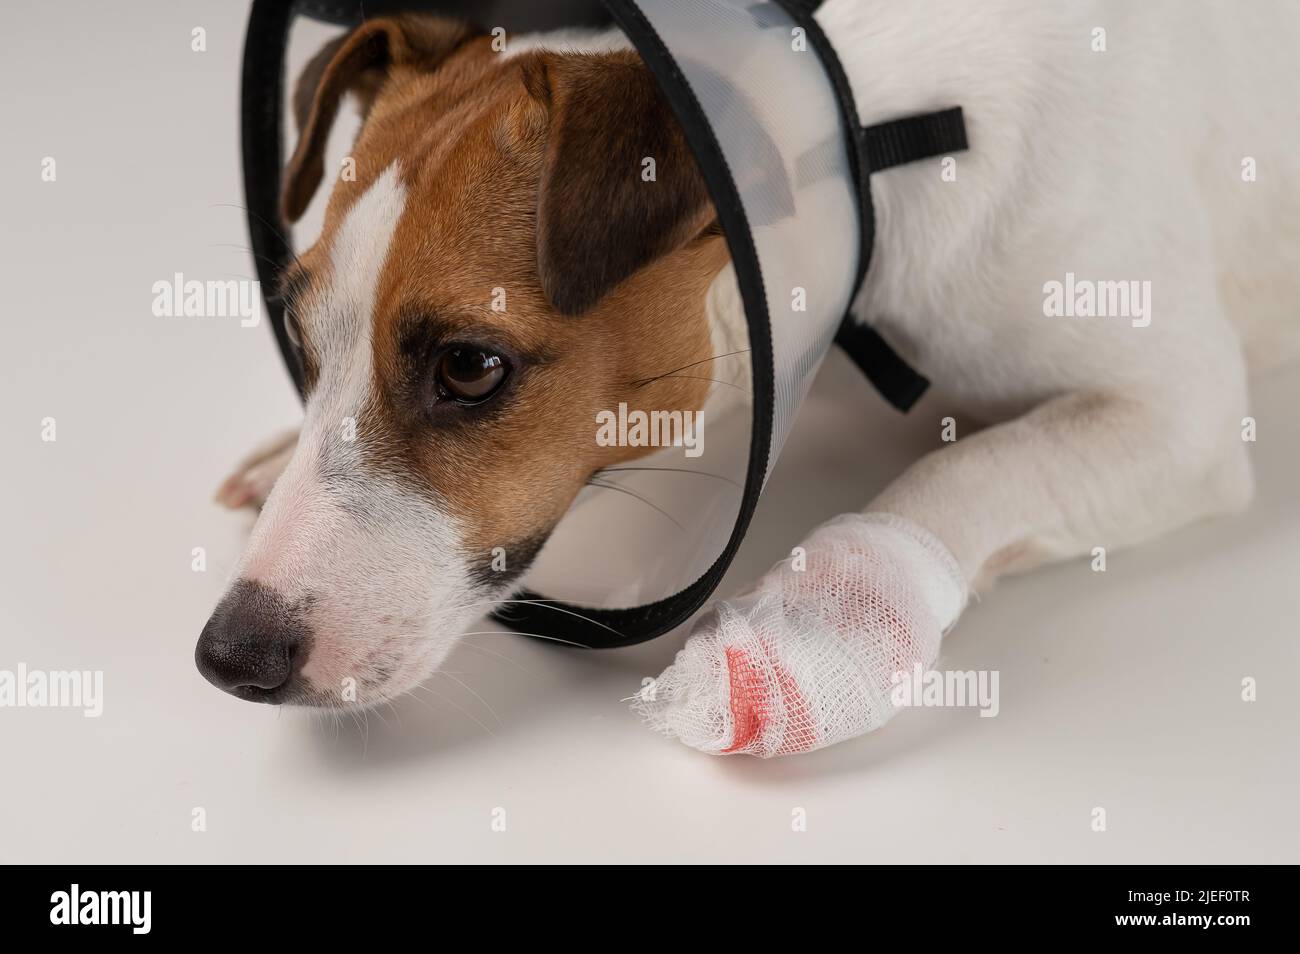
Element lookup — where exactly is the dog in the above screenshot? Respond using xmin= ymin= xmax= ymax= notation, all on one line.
xmin=197 ymin=0 xmax=1299 ymax=757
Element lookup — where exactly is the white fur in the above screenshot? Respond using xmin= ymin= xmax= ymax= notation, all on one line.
xmin=808 ymin=0 xmax=1298 ymax=582
xmin=234 ymin=166 xmax=479 ymax=707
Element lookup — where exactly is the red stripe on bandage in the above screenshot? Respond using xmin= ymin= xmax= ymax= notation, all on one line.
xmin=723 ymin=645 xmax=767 ymax=753
xmin=722 ymin=640 xmax=819 ymax=755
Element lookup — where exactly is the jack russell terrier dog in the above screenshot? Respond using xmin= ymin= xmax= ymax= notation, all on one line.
xmin=197 ymin=0 xmax=1299 ymax=757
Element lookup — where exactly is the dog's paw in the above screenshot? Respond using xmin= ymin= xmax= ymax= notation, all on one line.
xmin=630 ymin=513 xmax=968 ymax=757
xmin=214 ymin=428 xmax=299 ymax=510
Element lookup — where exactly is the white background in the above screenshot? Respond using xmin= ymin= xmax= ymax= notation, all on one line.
xmin=1 ymin=1 xmax=1296 ymax=863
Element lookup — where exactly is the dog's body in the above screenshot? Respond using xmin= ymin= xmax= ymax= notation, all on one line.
xmin=834 ymin=0 xmax=1297 ymax=589
xmin=202 ymin=1 xmax=1299 ymax=756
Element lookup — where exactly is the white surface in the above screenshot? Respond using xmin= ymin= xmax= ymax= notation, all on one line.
xmin=1 ymin=1 xmax=1297 ymax=863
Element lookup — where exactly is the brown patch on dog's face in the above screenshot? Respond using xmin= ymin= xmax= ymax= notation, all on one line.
xmin=284 ymin=17 xmax=729 ymax=574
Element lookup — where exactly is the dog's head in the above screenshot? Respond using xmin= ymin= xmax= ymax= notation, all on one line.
xmin=196 ymin=17 xmax=730 ymax=708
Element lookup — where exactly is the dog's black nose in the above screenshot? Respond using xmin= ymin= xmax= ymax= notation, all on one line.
xmin=196 ymin=580 xmax=310 ymax=703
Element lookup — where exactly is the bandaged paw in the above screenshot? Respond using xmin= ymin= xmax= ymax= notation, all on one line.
xmin=631 ymin=512 xmax=968 ymax=757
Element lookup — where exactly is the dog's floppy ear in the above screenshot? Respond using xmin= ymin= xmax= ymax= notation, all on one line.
xmin=526 ymin=52 xmax=715 ymax=316
xmin=282 ymin=16 xmax=476 ymax=224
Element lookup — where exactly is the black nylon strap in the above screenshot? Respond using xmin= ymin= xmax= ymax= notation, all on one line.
xmin=835 ymin=105 xmax=967 ymax=411
xmin=779 ymin=0 xmax=826 ymax=13
xmin=833 ymin=320 xmax=929 ymax=412
xmin=863 ymin=106 xmax=968 ymax=173
xmin=769 ymin=0 xmax=966 ymax=413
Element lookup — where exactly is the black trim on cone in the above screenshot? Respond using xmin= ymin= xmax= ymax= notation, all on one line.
xmin=241 ymin=0 xmax=303 ymax=397
xmin=491 ymin=0 xmax=777 ymax=647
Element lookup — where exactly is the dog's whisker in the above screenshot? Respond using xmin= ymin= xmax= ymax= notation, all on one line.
xmin=455 ymin=628 xmax=579 ymax=645
xmin=596 ymin=465 xmax=742 ymax=488
xmin=369 ymin=702 xmax=393 ymax=733
xmin=452 ymin=640 xmax=537 ymax=676
xmin=626 ymin=348 xmax=751 ymax=389
xmin=209 ymin=202 xmax=307 ymax=275
xmin=436 ymin=671 xmax=503 ymax=726
xmin=408 ymin=683 xmax=497 ymax=737
xmin=457 ymin=629 xmax=589 ymax=648
xmin=209 ymin=242 xmax=298 ymax=275
xmin=376 ymin=625 xmax=587 ymax=650
xmin=585 ymin=478 xmax=686 ymax=530
xmin=632 ymin=372 xmax=750 ymax=393
xmin=460 ymin=598 xmax=626 ymax=636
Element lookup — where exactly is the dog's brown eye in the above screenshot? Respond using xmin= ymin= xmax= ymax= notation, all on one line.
xmin=437 ymin=348 xmax=508 ymax=403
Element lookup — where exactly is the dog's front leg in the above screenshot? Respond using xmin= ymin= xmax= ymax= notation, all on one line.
xmin=635 ymin=388 xmax=1254 ymax=757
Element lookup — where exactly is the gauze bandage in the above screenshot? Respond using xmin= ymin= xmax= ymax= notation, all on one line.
xmin=633 ymin=512 xmax=968 ymax=757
